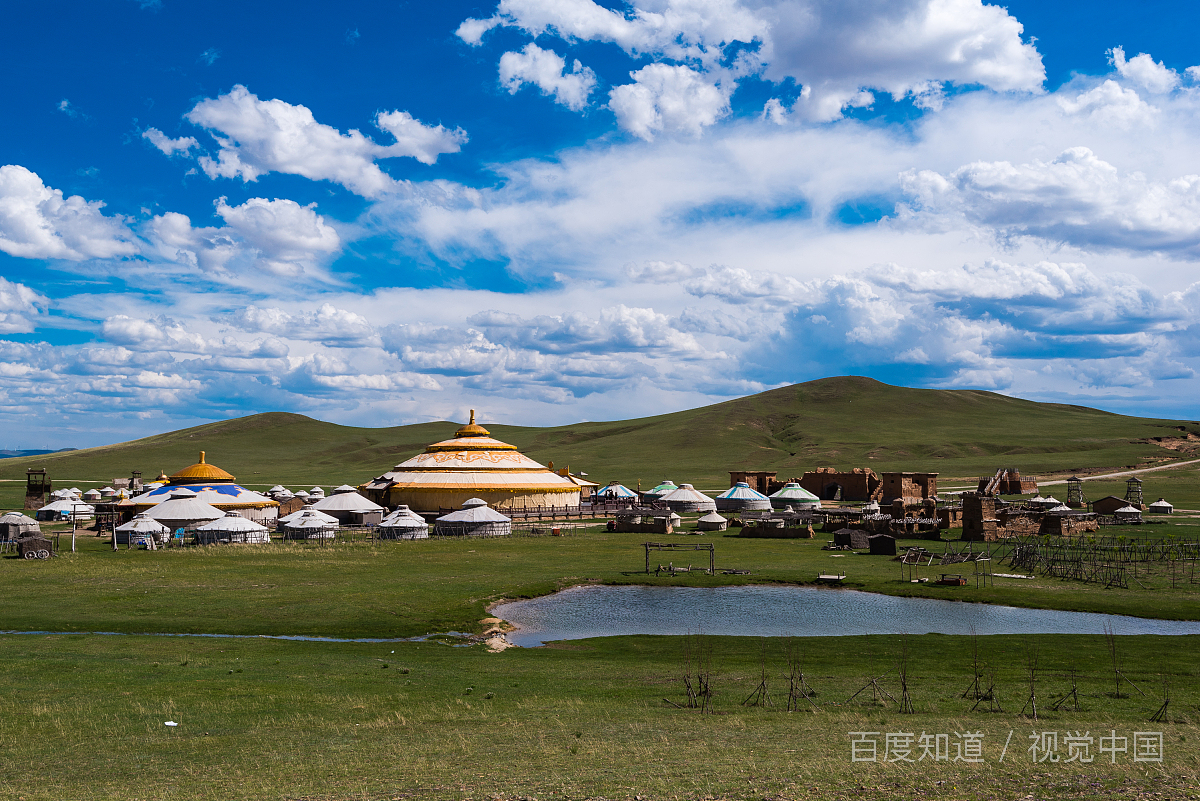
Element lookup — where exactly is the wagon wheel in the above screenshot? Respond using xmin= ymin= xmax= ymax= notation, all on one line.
xmin=37 ymin=549 xmax=50 ymax=559
xmin=23 ymin=551 xmax=36 ymax=559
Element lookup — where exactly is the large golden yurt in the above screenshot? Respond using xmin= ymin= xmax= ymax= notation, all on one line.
xmin=361 ymin=411 xmax=580 ymax=513
xmin=129 ymin=452 xmax=280 ymax=524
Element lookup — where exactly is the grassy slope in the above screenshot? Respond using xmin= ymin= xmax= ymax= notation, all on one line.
xmin=1 ymin=377 xmax=1196 ymax=503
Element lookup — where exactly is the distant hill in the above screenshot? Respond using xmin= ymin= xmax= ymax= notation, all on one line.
xmin=1 ymin=377 xmax=1195 ymax=496
xmin=0 ymin=448 xmax=76 ymax=460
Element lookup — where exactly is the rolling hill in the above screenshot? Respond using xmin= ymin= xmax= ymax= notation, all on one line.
xmin=1 ymin=377 xmax=1196 ymax=501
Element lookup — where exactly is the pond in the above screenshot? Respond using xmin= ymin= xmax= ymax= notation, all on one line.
xmin=491 ymin=584 xmax=1200 ymax=647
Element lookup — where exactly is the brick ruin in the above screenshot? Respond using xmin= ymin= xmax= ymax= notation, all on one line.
xmin=977 ymin=468 xmax=1038 ymax=496
xmin=798 ymin=467 xmax=882 ymax=501
xmin=881 ymin=472 xmax=939 ymax=503
xmin=961 ymin=493 xmax=1097 ymax=541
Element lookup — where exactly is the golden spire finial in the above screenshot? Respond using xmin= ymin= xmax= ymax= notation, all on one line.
xmin=199 ymin=451 xmax=206 ymax=463
xmin=470 ymin=409 xmax=475 ymax=425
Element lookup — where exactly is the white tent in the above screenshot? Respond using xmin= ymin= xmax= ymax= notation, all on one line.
xmin=0 ymin=511 xmax=40 ymax=540
xmin=1148 ymin=498 xmax=1174 ymax=514
xmin=1114 ymin=505 xmax=1142 ymax=522
xmin=715 ymin=482 xmax=771 ymax=511
xmin=311 ymin=489 xmax=384 ymax=523
xmin=144 ymin=488 xmax=224 ymax=531
xmin=434 ymin=498 xmax=511 ymax=537
xmin=696 ymin=511 xmax=728 ymax=531
xmin=595 ymin=482 xmax=637 ymax=499
xmin=35 ymin=499 xmax=94 ymax=522
xmin=378 ymin=505 xmax=429 ymax=540
xmin=283 ymin=509 xmax=338 ymax=539
xmin=661 ymin=484 xmax=717 ymax=513
xmin=769 ymin=482 xmax=821 ymax=510
xmin=115 ymin=513 xmax=170 ymax=546
xmin=195 ymin=513 xmax=271 ymax=544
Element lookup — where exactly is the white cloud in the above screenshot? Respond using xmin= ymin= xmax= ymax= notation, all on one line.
xmin=0 ymin=165 xmax=139 ymax=260
xmin=181 ymin=85 xmax=467 ymax=197
xmin=1057 ymin=80 xmax=1157 ymax=125
xmin=899 ymin=147 xmax=1200 ymax=256
xmin=499 ymin=43 xmax=597 ymax=111
xmin=226 ymin=303 xmax=380 ymax=346
xmin=142 ymin=127 xmax=199 ymax=156
xmin=1109 ymin=46 xmax=1180 ymax=94
xmin=144 ymin=196 xmax=340 ymax=278
xmin=0 ymin=277 xmax=48 ymax=334
xmin=609 ymin=64 xmax=730 ymax=139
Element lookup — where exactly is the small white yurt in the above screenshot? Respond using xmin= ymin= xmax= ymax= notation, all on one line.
xmin=144 ymin=488 xmax=224 ymax=531
xmin=769 ymin=482 xmax=821 ymax=510
xmin=308 ymin=486 xmax=326 ymax=499
xmin=311 ymin=485 xmax=384 ymax=524
xmin=0 ymin=511 xmax=40 ymax=540
xmin=1047 ymin=504 xmax=1072 ymax=513
xmin=1148 ymin=498 xmax=1174 ymax=514
xmin=115 ymin=513 xmax=170 ymax=546
xmin=434 ymin=498 xmax=511 ymax=537
xmin=99 ymin=487 xmax=118 ymax=500
xmin=35 ymin=499 xmax=95 ymax=522
xmin=715 ymin=482 xmax=771 ymax=512
xmin=283 ymin=508 xmax=338 ymax=539
xmin=267 ymin=485 xmax=287 ymax=496
xmin=294 ymin=490 xmax=311 ymax=503
xmin=696 ymin=511 xmax=728 ymax=531
xmin=645 ymin=480 xmax=678 ymax=499
xmin=378 ymin=505 xmax=429 ymax=540
xmin=195 ymin=513 xmax=271 ymax=545
xmin=662 ymin=484 xmax=717 ymax=513
xmin=1114 ymin=504 xmax=1143 ymax=523
xmin=82 ymin=488 xmax=102 ymax=502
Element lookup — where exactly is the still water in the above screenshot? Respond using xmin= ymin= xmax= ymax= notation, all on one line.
xmin=491 ymin=584 xmax=1200 ymax=647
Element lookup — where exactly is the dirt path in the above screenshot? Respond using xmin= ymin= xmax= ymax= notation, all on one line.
xmin=1036 ymin=457 xmax=1200 ymax=485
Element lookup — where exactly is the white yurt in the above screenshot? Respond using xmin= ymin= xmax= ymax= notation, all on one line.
xmin=661 ymin=484 xmax=717 ymax=513
xmin=82 ymin=488 xmax=102 ymax=502
xmin=144 ymin=488 xmax=224 ymax=531
xmin=35 ymin=499 xmax=95 ymax=522
xmin=308 ymin=486 xmax=326 ymax=499
xmin=696 ymin=511 xmax=729 ymax=531
xmin=645 ymin=480 xmax=678 ymax=499
xmin=594 ymin=482 xmax=637 ymax=500
xmin=283 ymin=509 xmax=338 ymax=539
xmin=99 ymin=487 xmax=118 ymax=500
xmin=1046 ymin=504 xmax=1072 ymax=513
xmin=267 ymin=485 xmax=287 ymax=496
xmin=115 ymin=513 xmax=170 ymax=546
xmin=378 ymin=505 xmax=429 ymax=540
xmin=0 ymin=511 xmax=40 ymax=540
xmin=769 ymin=482 xmax=821 ymax=510
xmin=715 ymin=482 xmax=771 ymax=512
xmin=1148 ymin=498 xmax=1174 ymax=514
xmin=278 ymin=507 xmax=338 ymax=529
xmin=434 ymin=498 xmax=511 ymax=537
xmin=1114 ymin=504 xmax=1143 ymax=523
xmin=195 ymin=513 xmax=271 ymax=545
xmin=294 ymin=490 xmax=311 ymax=503
xmin=310 ymin=485 xmax=384 ymax=524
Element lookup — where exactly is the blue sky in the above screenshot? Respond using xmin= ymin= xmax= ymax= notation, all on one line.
xmin=4 ymin=0 xmax=1200 ymax=448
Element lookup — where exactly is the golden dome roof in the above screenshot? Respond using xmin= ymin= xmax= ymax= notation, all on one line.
xmin=454 ymin=409 xmax=491 ymax=438
xmin=169 ymin=451 xmax=235 ymax=483
xmin=155 ymin=470 xmax=170 ymax=482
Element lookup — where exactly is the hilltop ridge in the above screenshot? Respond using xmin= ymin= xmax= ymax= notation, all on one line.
xmin=1 ymin=377 xmax=1194 ymax=492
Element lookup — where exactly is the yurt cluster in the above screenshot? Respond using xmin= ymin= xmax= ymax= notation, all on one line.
xmin=9 ymin=410 xmax=1176 ymax=552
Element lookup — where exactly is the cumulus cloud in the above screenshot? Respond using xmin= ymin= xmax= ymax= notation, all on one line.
xmin=142 ymin=127 xmax=199 ymax=156
xmin=461 ymin=0 xmax=1043 ymax=125
xmin=609 ymin=63 xmax=730 ymax=138
xmin=225 ymin=303 xmax=380 ymax=346
xmin=899 ymin=147 xmax=1200 ymax=257
xmin=1109 ymin=46 xmax=1181 ymax=94
xmin=144 ymin=196 xmax=341 ymax=278
xmin=1057 ymin=80 xmax=1157 ymax=125
xmin=180 ymin=85 xmax=467 ymax=197
xmin=0 ymin=165 xmax=139 ymax=260
xmin=499 ymin=43 xmax=597 ymax=111
xmin=0 ymin=277 xmax=48 ymax=334
xmin=101 ymin=314 xmax=290 ymax=358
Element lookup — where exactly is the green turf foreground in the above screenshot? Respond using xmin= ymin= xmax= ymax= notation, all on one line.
xmin=0 ymin=633 xmax=1196 ymax=801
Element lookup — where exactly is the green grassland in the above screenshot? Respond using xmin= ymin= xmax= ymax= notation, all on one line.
xmin=2 ymin=631 xmax=1197 ymax=801
xmin=2 ymin=377 xmax=1198 ymax=503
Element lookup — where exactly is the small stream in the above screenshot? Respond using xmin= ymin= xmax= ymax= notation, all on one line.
xmin=491 ymin=584 xmax=1200 ymax=647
